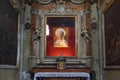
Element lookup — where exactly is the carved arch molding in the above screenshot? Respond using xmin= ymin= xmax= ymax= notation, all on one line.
xmin=30 ymin=0 xmax=92 ymax=64
xmin=36 ymin=0 xmax=86 ymax=5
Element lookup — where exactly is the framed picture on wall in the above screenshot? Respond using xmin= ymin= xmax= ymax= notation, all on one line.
xmin=0 ymin=0 xmax=20 ymax=68
xmin=44 ymin=15 xmax=77 ymax=57
xmin=103 ymin=0 xmax=120 ymax=68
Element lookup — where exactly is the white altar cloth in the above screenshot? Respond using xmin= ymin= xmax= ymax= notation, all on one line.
xmin=34 ymin=72 xmax=90 ymax=80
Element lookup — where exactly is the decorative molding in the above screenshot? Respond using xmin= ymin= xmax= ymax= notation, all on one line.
xmin=71 ymin=0 xmax=85 ymax=4
xmin=66 ymin=2 xmax=90 ymax=11
xmin=32 ymin=2 xmax=56 ymax=11
xmin=100 ymin=0 xmax=115 ymax=13
xmin=9 ymin=0 xmax=21 ymax=12
xmin=35 ymin=0 xmax=87 ymax=5
xmin=9 ymin=0 xmax=17 ymax=5
xmin=36 ymin=0 xmax=52 ymax=5
xmin=31 ymin=0 xmax=90 ymax=14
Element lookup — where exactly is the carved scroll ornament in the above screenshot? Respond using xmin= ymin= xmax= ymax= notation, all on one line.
xmin=32 ymin=0 xmax=90 ymax=12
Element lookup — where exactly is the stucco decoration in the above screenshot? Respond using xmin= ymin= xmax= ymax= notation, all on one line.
xmin=32 ymin=0 xmax=90 ymax=13
xmin=36 ymin=0 xmax=52 ymax=5
xmin=36 ymin=0 xmax=86 ymax=5
xmin=71 ymin=0 xmax=85 ymax=4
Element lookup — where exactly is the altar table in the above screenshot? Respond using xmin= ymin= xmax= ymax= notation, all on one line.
xmin=34 ymin=72 xmax=90 ymax=80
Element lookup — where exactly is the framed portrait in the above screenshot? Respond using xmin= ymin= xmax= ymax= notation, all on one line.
xmin=103 ymin=0 xmax=120 ymax=68
xmin=44 ymin=15 xmax=77 ymax=57
xmin=0 ymin=0 xmax=20 ymax=68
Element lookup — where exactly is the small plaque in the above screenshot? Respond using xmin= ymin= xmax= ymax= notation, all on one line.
xmin=56 ymin=52 xmax=66 ymax=69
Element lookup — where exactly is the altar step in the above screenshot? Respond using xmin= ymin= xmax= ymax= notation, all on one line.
xmin=34 ymin=63 xmax=88 ymax=69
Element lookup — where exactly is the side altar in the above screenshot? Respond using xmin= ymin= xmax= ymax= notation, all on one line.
xmin=32 ymin=63 xmax=91 ymax=80
xmin=29 ymin=0 xmax=93 ymax=80
xmin=31 ymin=53 xmax=91 ymax=80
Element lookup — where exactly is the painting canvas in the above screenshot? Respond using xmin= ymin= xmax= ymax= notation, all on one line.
xmin=0 ymin=0 xmax=18 ymax=66
xmin=104 ymin=0 xmax=120 ymax=68
xmin=45 ymin=16 xmax=77 ymax=57
xmin=53 ymin=27 xmax=68 ymax=47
